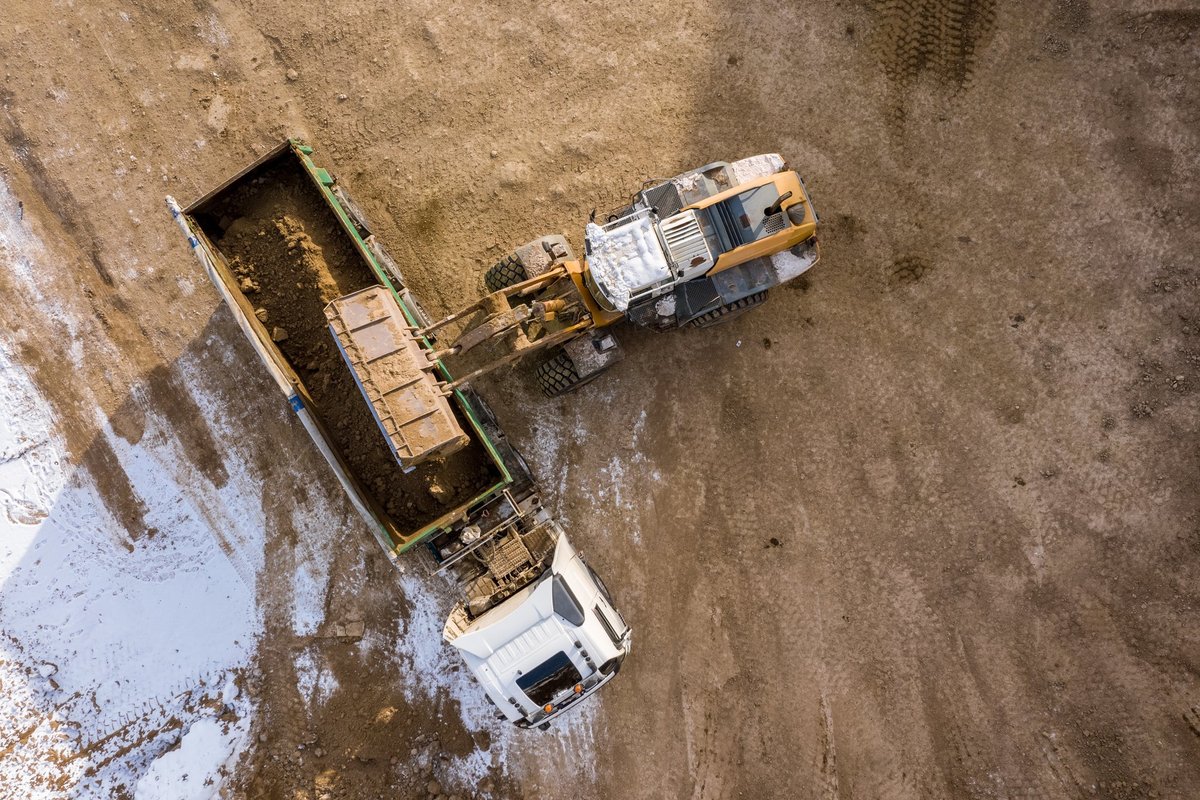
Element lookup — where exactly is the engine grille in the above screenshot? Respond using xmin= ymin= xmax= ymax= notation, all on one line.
xmin=640 ymin=182 xmax=683 ymax=218
xmin=659 ymin=211 xmax=712 ymax=274
xmin=764 ymin=211 xmax=787 ymax=235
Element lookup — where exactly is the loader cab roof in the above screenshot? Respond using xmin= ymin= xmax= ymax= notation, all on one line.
xmin=583 ymin=213 xmax=674 ymax=312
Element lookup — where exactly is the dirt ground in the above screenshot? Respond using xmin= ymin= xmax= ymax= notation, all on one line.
xmin=1 ymin=0 xmax=1198 ymax=798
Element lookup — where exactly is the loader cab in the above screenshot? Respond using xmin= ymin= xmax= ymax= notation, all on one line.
xmin=690 ymin=170 xmax=818 ymax=273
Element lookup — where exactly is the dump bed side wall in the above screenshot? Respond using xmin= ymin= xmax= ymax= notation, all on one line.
xmin=172 ymin=140 xmax=510 ymax=556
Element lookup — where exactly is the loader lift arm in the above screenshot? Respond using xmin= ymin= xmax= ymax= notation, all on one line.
xmin=417 ymin=263 xmax=597 ymax=392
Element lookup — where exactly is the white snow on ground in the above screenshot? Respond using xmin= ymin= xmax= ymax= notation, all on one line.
xmin=0 ymin=173 xmax=89 ymax=370
xmin=0 ymin=177 xmax=265 ymax=798
xmin=0 ymin=344 xmax=263 ymax=797
xmin=0 ymin=347 xmax=65 ymax=575
xmin=288 ymin=499 xmax=337 ymax=637
xmin=522 ymin=399 xmax=592 ymax=509
xmin=294 ymin=648 xmax=340 ymax=707
xmin=133 ymin=715 xmax=251 ymax=800
xmin=727 ymin=152 xmax=786 ymax=185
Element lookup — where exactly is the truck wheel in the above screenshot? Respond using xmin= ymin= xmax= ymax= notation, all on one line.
xmin=536 ymin=351 xmax=587 ymax=397
xmin=688 ymin=290 xmax=769 ymax=329
xmin=484 ymin=254 xmax=528 ymax=293
xmin=331 ymin=185 xmax=372 ymax=237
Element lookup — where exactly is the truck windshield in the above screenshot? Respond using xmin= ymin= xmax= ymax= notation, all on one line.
xmin=517 ymin=651 xmax=583 ymax=708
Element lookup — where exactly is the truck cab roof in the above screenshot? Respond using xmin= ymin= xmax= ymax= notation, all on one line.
xmin=446 ymin=534 xmax=630 ymax=726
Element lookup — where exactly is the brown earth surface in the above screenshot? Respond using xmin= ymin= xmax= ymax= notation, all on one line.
xmin=1 ymin=1 xmax=1198 ymax=799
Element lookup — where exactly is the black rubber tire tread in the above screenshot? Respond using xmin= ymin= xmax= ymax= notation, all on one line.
xmin=484 ymin=254 xmax=528 ymax=293
xmin=332 ymin=185 xmax=372 ymax=237
xmin=606 ymin=204 xmax=636 ymax=223
xmin=688 ymin=290 xmax=769 ymax=329
xmin=535 ymin=351 xmax=584 ymax=398
xmin=874 ymin=0 xmax=996 ymax=90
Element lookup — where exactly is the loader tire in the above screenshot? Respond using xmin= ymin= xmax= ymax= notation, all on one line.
xmin=536 ymin=351 xmax=586 ymax=398
xmin=688 ymin=290 xmax=769 ymax=329
xmin=484 ymin=254 xmax=528 ymax=293
xmin=605 ymin=204 xmax=635 ymax=223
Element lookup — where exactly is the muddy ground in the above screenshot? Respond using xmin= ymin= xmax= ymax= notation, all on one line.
xmin=1 ymin=0 xmax=1198 ymax=798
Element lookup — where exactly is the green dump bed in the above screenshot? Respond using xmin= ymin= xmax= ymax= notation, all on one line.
xmin=169 ymin=140 xmax=513 ymax=558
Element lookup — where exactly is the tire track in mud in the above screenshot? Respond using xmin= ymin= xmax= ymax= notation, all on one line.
xmin=869 ymin=0 xmax=997 ymax=131
xmin=790 ymin=405 xmax=1042 ymax=798
xmin=0 ymin=97 xmax=115 ymax=287
xmin=872 ymin=0 xmax=996 ymax=89
xmin=816 ymin=685 xmax=840 ymax=799
xmin=628 ymin=377 xmax=750 ymax=800
xmin=647 ymin=349 xmax=834 ymax=800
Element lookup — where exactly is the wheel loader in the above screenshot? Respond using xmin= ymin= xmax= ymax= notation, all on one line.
xmin=417 ymin=153 xmax=821 ymax=399
xmin=167 ymin=141 xmax=821 ymax=730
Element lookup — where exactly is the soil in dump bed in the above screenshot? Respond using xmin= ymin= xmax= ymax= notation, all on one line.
xmin=198 ymin=159 xmax=499 ymax=531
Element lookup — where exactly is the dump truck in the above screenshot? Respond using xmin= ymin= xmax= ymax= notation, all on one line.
xmin=418 ymin=153 xmax=821 ymax=397
xmin=167 ymin=140 xmax=630 ymax=729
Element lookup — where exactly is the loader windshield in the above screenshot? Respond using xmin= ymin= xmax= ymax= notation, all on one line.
xmin=583 ymin=267 xmax=619 ymax=313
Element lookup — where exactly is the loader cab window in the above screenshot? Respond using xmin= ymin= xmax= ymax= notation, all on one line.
xmin=517 ymin=651 xmax=583 ymax=708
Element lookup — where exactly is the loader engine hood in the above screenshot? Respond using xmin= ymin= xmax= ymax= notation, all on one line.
xmin=445 ymin=535 xmax=631 ymax=727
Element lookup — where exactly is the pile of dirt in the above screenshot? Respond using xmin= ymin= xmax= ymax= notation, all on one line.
xmin=203 ymin=162 xmax=497 ymax=531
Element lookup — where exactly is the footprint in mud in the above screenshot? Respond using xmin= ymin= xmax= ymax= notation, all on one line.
xmin=888 ymin=255 xmax=932 ymax=288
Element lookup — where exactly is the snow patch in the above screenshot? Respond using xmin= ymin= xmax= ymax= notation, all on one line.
xmin=0 ymin=348 xmax=67 ymax=576
xmin=288 ymin=497 xmax=338 ymax=636
xmin=771 ymin=242 xmax=819 ymax=283
xmin=728 ymin=153 xmax=786 ymax=185
xmin=0 ymin=173 xmax=266 ymax=796
xmin=294 ymin=648 xmax=339 ymax=708
xmin=134 ymin=715 xmax=250 ymax=800
xmin=0 ymin=177 xmax=86 ymax=368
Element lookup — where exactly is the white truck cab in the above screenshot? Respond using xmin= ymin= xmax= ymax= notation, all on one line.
xmin=443 ymin=533 xmax=631 ymax=729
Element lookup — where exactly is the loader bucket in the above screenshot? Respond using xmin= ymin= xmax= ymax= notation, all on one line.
xmin=325 ymin=286 xmax=470 ymax=469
